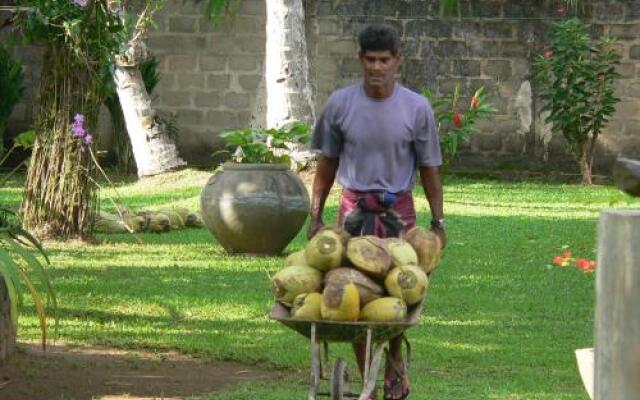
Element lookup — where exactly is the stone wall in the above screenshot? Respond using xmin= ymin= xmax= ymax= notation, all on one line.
xmin=3 ymin=0 xmax=639 ymax=172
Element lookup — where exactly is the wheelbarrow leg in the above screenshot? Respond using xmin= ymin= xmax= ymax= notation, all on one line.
xmin=359 ymin=328 xmax=385 ymax=400
xmin=309 ymin=323 xmax=320 ymax=400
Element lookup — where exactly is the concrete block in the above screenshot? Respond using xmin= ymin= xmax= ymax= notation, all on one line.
xmin=176 ymin=73 xmax=206 ymax=90
xmin=160 ymin=91 xmax=192 ymax=107
xmin=200 ymin=56 xmax=227 ymax=71
xmin=225 ymin=93 xmax=251 ymax=109
xmin=194 ymin=92 xmax=223 ymax=108
xmin=176 ymin=109 xmax=205 ymax=125
xmin=206 ymin=110 xmax=239 ymax=129
xmin=229 ymin=55 xmax=260 ymax=71
xmin=484 ymin=60 xmax=512 ymax=80
xmin=452 ymin=60 xmax=481 ymax=77
xmin=238 ymin=74 xmax=262 ymax=90
xmin=167 ymin=55 xmax=199 ymax=72
xmin=484 ymin=22 xmax=514 ymax=39
xmin=169 ymin=17 xmax=199 ymax=33
xmin=206 ymin=75 xmax=231 ymax=90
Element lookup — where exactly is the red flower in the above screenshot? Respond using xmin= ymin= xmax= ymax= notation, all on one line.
xmin=452 ymin=112 xmax=463 ymax=128
xmin=544 ymin=50 xmax=553 ymax=58
xmin=553 ymin=256 xmax=565 ymax=266
xmin=576 ymin=258 xmax=590 ymax=269
xmin=562 ymin=250 xmax=572 ymax=259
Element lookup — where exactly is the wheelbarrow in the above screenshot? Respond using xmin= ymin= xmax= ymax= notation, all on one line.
xmin=270 ymin=301 xmax=423 ymax=400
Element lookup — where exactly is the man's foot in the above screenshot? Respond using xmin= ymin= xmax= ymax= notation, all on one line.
xmin=383 ymin=360 xmax=409 ymax=400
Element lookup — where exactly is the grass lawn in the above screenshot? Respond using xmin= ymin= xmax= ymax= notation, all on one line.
xmin=2 ymin=169 xmax=639 ymax=399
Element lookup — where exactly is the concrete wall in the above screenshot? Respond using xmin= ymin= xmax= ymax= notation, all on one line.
xmin=3 ymin=0 xmax=639 ymax=172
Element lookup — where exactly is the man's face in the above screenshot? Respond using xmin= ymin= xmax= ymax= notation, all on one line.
xmin=359 ymin=50 xmax=401 ymax=88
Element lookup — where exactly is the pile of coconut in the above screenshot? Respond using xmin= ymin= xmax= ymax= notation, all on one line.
xmin=94 ymin=206 xmax=205 ymax=234
xmin=271 ymin=226 xmax=442 ymax=323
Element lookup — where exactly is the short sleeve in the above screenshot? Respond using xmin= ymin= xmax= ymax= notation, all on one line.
xmin=311 ymin=93 xmax=343 ymax=158
xmin=414 ymin=101 xmax=442 ymax=167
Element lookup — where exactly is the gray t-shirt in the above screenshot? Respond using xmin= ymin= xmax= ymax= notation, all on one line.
xmin=311 ymin=83 xmax=442 ymax=193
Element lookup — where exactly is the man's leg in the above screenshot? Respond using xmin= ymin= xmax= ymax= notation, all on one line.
xmin=353 ymin=342 xmax=378 ymax=400
xmin=384 ymin=335 xmax=409 ymax=400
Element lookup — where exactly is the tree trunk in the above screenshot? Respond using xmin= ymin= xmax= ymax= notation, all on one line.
xmin=0 ymin=276 xmax=16 ymax=364
xmin=113 ymin=64 xmax=186 ymax=177
xmin=264 ymin=0 xmax=315 ymax=128
xmin=21 ymin=47 xmax=98 ymax=239
xmin=579 ymin=141 xmax=593 ymax=185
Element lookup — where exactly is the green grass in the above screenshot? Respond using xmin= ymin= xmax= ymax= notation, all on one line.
xmin=2 ymin=169 xmax=639 ymax=399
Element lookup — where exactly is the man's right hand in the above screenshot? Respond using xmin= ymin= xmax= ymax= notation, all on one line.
xmin=307 ymin=218 xmax=325 ymax=239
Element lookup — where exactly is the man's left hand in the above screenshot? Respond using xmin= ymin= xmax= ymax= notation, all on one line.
xmin=431 ymin=227 xmax=447 ymax=249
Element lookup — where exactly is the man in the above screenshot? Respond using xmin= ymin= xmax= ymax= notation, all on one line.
xmin=307 ymin=23 xmax=446 ymax=400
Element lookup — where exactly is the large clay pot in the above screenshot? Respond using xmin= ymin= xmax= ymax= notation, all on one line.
xmin=200 ymin=163 xmax=310 ymax=254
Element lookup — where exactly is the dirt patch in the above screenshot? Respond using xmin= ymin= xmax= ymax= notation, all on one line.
xmin=0 ymin=342 xmax=279 ymax=400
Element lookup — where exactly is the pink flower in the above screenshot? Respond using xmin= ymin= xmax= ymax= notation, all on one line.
xmin=544 ymin=50 xmax=553 ymax=58
xmin=73 ymin=0 xmax=88 ymax=7
xmin=83 ymin=134 xmax=93 ymax=145
xmin=556 ymin=5 xmax=568 ymax=16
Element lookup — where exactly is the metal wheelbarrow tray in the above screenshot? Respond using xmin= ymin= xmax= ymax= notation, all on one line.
xmin=270 ymin=301 xmax=424 ymax=400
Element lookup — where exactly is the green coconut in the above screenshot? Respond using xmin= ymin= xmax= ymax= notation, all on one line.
xmin=346 ymin=236 xmax=392 ymax=279
xmin=320 ymin=282 xmax=360 ymax=321
xmin=384 ymin=264 xmax=429 ymax=305
xmin=325 ymin=267 xmax=384 ymax=306
xmin=271 ymin=265 xmax=324 ymax=307
xmin=404 ymin=227 xmax=441 ymax=275
xmin=185 ymin=212 xmax=205 ymax=228
xmin=284 ymin=250 xmax=308 ymax=267
xmin=94 ymin=218 xmax=128 ymax=234
xmin=359 ymin=297 xmax=407 ymax=322
xmin=290 ymin=292 xmax=322 ymax=320
xmin=158 ymin=209 xmax=185 ymax=229
xmin=386 ymin=238 xmax=418 ymax=268
xmin=125 ymin=215 xmax=146 ymax=232
xmin=304 ymin=229 xmax=344 ymax=271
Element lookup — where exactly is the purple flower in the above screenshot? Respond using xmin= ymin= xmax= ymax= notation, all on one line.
xmin=73 ymin=0 xmax=88 ymax=7
xmin=73 ymin=113 xmax=85 ymax=124
xmin=83 ymin=134 xmax=93 ymax=145
xmin=72 ymin=122 xmax=86 ymax=137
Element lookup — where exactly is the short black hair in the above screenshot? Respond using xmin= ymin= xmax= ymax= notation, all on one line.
xmin=358 ymin=23 xmax=400 ymax=55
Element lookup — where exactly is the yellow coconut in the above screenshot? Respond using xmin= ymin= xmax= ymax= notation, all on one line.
xmin=325 ymin=267 xmax=384 ymax=306
xmin=304 ymin=229 xmax=344 ymax=272
xmin=185 ymin=212 xmax=205 ymax=228
xmin=404 ymin=227 xmax=442 ymax=275
xmin=359 ymin=297 xmax=407 ymax=322
xmin=290 ymin=292 xmax=322 ymax=320
xmin=271 ymin=265 xmax=324 ymax=307
xmin=320 ymin=282 xmax=360 ymax=321
xmin=284 ymin=250 xmax=308 ymax=267
xmin=386 ymin=238 xmax=418 ymax=268
xmin=384 ymin=264 xmax=429 ymax=305
xmin=94 ymin=218 xmax=128 ymax=234
xmin=125 ymin=215 xmax=146 ymax=232
xmin=158 ymin=209 xmax=185 ymax=229
xmin=148 ymin=213 xmax=172 ymax=233
xmin=346 ymin=236 xmax=392 ymax=279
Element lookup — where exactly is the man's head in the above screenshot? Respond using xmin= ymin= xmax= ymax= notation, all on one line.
xmin=358 ymin=23 xmax=400 ymax=55
xmin=358 ymin=24 xmax=401 ymax=96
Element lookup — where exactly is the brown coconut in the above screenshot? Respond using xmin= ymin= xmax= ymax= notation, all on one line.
xmin=346 ymin=236 xmax=392 ymax=280
xmin=404 ymin=227 xmax=441 ymax=275
xmin=325 ymin=267 xmax=384 ymax=306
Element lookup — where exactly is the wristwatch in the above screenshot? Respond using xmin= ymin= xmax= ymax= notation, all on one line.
xmin=430 ymin=218 xmax=446 ymax=230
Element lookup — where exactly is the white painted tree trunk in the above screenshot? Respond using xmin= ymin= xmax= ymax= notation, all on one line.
xmin=264 ymin=0 xmax=315 ymax=129
xmin=113 ymin=64 xmax=186 ymax=177
xmin=595 ymin=210 xmax=640 ymax=400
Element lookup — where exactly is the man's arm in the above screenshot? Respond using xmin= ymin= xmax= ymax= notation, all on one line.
xmin=307 ymin=155 xmax=339 ymax=239
xmin=418 ymin=165 xmax=447 ymax=249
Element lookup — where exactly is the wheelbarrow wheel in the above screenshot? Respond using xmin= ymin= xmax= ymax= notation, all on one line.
xmin=330 ymin=358 xmax=350 ymax=400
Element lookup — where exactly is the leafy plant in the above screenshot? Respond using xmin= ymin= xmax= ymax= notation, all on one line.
xmin=216 ymin=122 xmax=311 ymax=168
xmin=422 ymin=85 xmax=497 ymax=168
xmin=533 ymin=18 xmax=621 ymax=185
xmin=0 ymin=44 xmax=25 ymax=158
xmin=0 ymin=208 xmax=57 ymax=352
